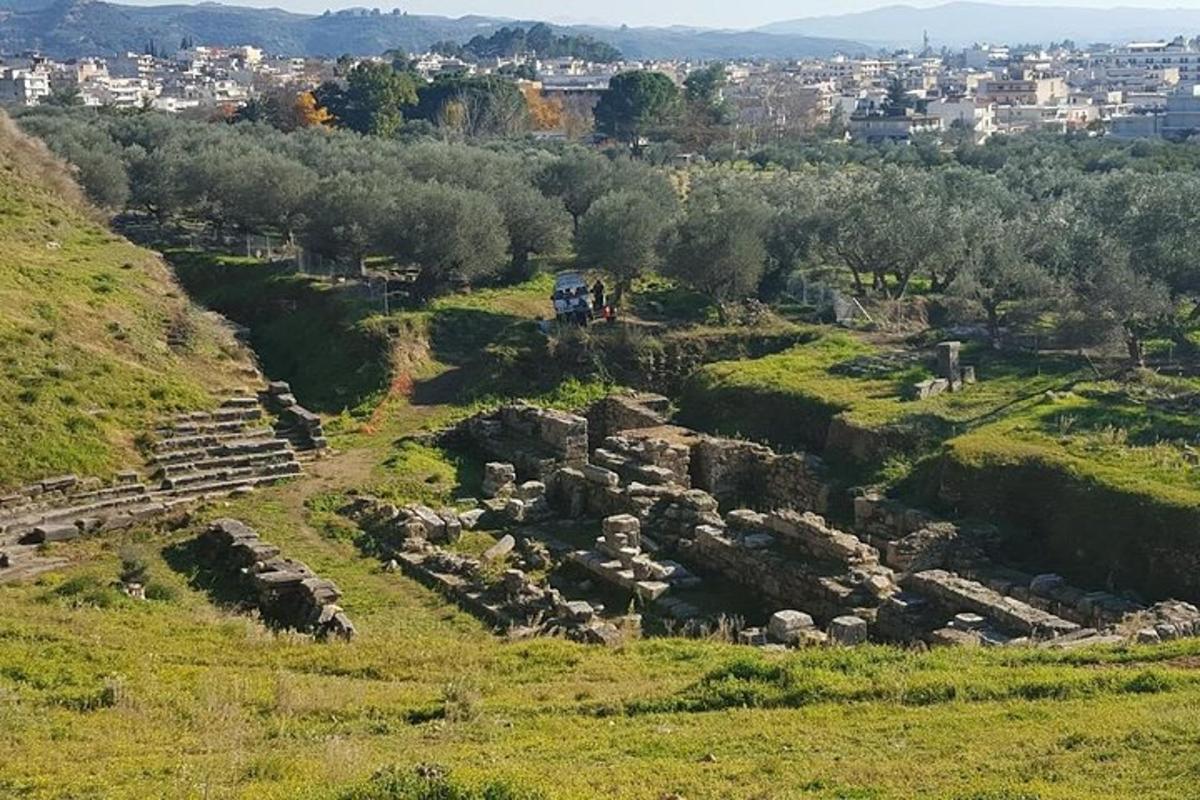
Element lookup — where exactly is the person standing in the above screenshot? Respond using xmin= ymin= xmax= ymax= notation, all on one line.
xmin=591 ymin=279 xmax=606 ymax=313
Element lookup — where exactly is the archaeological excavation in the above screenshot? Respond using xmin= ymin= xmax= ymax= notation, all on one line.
xmin=325 ymin=392 xmax=1200 ymax=651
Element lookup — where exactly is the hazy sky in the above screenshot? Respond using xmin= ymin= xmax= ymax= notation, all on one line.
xmin=122 ymin=0 xmax=1200 ymax=28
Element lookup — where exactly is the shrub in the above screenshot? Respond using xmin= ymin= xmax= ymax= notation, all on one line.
xmin=338 ymin=765 xmax=542 ymax=800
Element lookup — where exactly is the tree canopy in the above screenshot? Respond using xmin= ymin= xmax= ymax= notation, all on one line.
xmin=594 ymin=71 xmax=682 ymax=144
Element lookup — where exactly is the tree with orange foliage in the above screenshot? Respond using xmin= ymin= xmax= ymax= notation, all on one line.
xmin=292 ymin=91 xmax=333 ymax=129
xmin=521 ymin=85 xmax=564 ymax=132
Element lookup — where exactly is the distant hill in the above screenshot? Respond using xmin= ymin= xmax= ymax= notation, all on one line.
xmin=759 ymin=2 xmax=1200 ymax=48
xmin=571 ymin=25 xmax=868 ymax=59
xmin=0 ymin=111 xmax=253 ymax=487
xmin=0 ymin=0 xmax=867 ymax=59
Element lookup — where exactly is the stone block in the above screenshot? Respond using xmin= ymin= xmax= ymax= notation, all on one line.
xmin=602 ymin=514 xmax=641 ymax=535
xmin=768 ymin=610 xmax=815 ymax=644
xmin=737 ymin=626 xmax=769 ymax=646
xmin=481 ymin=462 xmax=516 ymax=498
xmin=726 ymin=509 xmax=769 ymax=531
xmin=564 ymin=600 xmax=596 ymax=622
xmin=828 ymin=615 xmax=868 ymax=645
xmin=408 ymin=505 xmax=446 ymax=539
xmin=516 ymin=481 xmax=546 ymax=501
xmin=936 ymin=341 xmax=961 ymax=384
xmin=930 ymin=627 xmax=980 ymax=647
xmin=951 ymin=612 xmax=986 ymax=631
xmin=483 ymin=534 xmax=516 ymax=563
xmin=634 ymin=580 xmax=671 ymax=601
xmin=504 ymin=498 xmax=526 ymax=522
xmin=458 ymin=508 xmax=487 ymax=530
xmin=582 ymin=464 xmax=620 ymax=488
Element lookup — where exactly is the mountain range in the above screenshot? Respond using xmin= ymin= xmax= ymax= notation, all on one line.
xmin=760 ymin=2 xmax=1200 ymax=48
xmin=0 ymin=0 xmax=867 ymax=59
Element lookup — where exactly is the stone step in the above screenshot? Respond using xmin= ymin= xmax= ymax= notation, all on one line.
xmin=156 ymin=421 xmax=253 ymax=442
xmin=166 ymin=468 xmax=303 ymax=499
xmin=0 ymin=490 xmax=157 ymax=536
xmin=170 ymin=406 xmax=262 ymax=425
xmin=162 ymin=461 xmax=302 ymax=492
xmin=159 ymin=450 xmax=296 ymax=480
xmin=153 ymin=427 xmax=276 ymax=454
xmin=0 ymin=482 xmax=149 ymax=524
xmin=152 ymin=438 xmax=291 ymax=467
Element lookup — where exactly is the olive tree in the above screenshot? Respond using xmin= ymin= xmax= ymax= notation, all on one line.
xmin=662 ymin=186 xmax=771 ymax=320
xmin=386 ymin=182 xmax=509 ymax=298
xmin=575 ymin=189 xmax=670 ymax=303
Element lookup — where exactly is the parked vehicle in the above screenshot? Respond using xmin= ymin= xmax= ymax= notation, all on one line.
xmin=551 ymin=272 xmax=592 ymax=325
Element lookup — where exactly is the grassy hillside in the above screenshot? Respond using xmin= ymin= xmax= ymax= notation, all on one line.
xmin=5 ymin=245 xmax=1200 ymax=797
xmin=0 ymin=115 xmax=254 ymax=488
xmin=5 ymin=453 xmax=1200 ymax=799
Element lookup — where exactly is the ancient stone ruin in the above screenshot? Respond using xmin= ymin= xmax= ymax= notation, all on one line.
xmin=199 ymin=518 xmax=355 ymax=640
xmin=912 ymin=340 xmax=978 ymax=400
xmin=422 ymin=392 xmax=1200 ymax=649
xmin=0 ymin=390 xmax=313 ymax=584
xmin=339 ymin=494 xmax=633 ymax=645
xmin=263 ymin=381 xmax=329 ymax=453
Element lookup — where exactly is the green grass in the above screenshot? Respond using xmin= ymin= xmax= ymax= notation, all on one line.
xmin=4 ymin=510 xmax=1200 ymax=799
xmin=0 ymin=119 xmax=253 ymax=488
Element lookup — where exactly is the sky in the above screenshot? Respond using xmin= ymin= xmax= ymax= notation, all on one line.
xmin=122 ymin=0 xmax=1200 ymax=29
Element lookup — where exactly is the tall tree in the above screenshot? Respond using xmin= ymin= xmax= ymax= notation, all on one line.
xmin=493 ymin=182 xmax=571 ymax=281
xmin=413 ymin=75 xmax=530 ymax=138
xmin=536 ymin=148 xmax=613 ymax=232
xmin=594 ymin=70 xmax=682 ymax=145
xmin=576 ymin=190 xmax=671 ymax=303
xmin=821 ymin=167 xmax=945 ymax=299
xmin=315 ymin=62 xmax=418 ymax=137
xmin=300 ymin=174 xmax=391 ymax=273
xmin=386 ymin=183 xmax=509 ymax=297
xmin=663 ymin=185 xmax=771 ymax=320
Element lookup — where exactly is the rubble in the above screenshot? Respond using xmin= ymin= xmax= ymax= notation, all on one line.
xmin=568 ymin=514 xmax=699 ymax=604
xmin=199 ymin=519 xmax=355 ymax=640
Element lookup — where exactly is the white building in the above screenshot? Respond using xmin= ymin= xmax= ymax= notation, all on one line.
xmin=0 ymin=67 xmax=51 ymax=105
xmin=1094 ymin=40 xmax=1200 ymax=86
xmin=848 ymin=108 xmax=943 ymax=143
xmin=927 ymin=97 xmax=996 ymax=142
xmin=1110 ymin=84 xmax=1200 ymax=139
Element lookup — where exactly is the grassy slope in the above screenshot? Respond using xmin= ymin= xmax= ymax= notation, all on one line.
xmin=5 ymin=254 xmax=1200 ymax=797
xmin=0 ymin=118 xmax=252 ymax=488
xmin=679 ymin=330 xmax=1200 ymax=506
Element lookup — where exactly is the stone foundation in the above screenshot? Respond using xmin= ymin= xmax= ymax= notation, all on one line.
xmin=447 ymin=404 xmax=589 ymax=480
xmin=200 ymin=518 xmax=355 ymax=640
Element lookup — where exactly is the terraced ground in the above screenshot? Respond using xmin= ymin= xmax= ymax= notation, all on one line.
xmin=5 ymin=127 xmax=1200 ymax=799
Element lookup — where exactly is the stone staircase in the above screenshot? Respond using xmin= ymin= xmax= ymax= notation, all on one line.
xmin=150 ymin=396 xmax=302 ymax=495
xmin=0 ymin=393 xmax=308 ymax=579
xmin=261 ymin=381 xmax=328 ymax=457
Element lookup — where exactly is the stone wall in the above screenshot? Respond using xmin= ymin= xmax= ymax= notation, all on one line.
xmin=595 ymin=433 xmax=692 ymax=488
xmin=200 ymin=518 xmax=355 ymax=640
xmin=903 ymin=569 xmax=1079 ymax=640
xmin=584 ymin=393 xmax=670 ymax=448
xmin=449 ymin=404 xmax=588 ymax=480
xmin=339 ymin=494 xmax=629 ymax=645
xmin=685 ymin=509 xmax=897 ymax=625
xmin=690 ymin=437 xmax=830 ymax=514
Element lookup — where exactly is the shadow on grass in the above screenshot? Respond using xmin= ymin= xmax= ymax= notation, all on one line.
xmin=427 ymin=307 xmax=527 ymax=366
xmin=161 ymin=537 xmax=251 ymax=611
